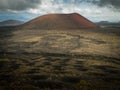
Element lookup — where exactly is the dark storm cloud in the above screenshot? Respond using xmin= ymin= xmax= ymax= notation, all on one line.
xmin=91 ymin=0 xmax=120 ymax=9
xmin=82 ymin=0 xmax=120 ymax=9
xmin=0 ymin=0 xmax=41 ymax=11
xmin=63 ymin=0 xmax=120 ymax=10
xmin=0 ymin=0 xmax=120 ymax=12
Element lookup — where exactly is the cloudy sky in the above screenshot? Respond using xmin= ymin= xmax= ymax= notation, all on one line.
xmin=0 ymin=0 xmax=120 ymax=22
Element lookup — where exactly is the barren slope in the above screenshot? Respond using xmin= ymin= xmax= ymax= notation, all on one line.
xmin=22 ymin=13 xmax=99 ymax=30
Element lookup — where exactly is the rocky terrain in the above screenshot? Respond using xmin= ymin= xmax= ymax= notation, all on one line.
xmin=0 ymin=13 xmax=120 ymax=90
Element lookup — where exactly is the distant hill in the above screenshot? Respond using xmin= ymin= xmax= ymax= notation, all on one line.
xmin=22 ymin=13 xmax=99 ymax=30
xmin=96 ymin=21 xmax=120 ymax=28
xmin=0 ymin=20 xmax=24 ymax=26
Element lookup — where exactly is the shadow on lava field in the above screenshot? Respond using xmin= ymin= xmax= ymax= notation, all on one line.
xmin=0 ymin=28 xmax=120 ymax=90
xmin=0 ymin=53 xmax=120 ymax=90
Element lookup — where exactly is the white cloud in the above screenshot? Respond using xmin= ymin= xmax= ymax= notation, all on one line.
xmin=24 ymin=1 xmax=120 ymax=22
xmin=0 ymin=0 xmax=120 ymax=22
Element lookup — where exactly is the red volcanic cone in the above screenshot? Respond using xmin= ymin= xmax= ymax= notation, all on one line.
xmin=23 ymin=13 xmax=99 ymax=30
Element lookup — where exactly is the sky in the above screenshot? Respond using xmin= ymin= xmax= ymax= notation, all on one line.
xmin=0 ymin=0 xmax=120 ymax=22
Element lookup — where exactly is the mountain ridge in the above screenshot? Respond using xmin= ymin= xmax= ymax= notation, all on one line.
xmin=0 ymin=20 xmax=24 ymax=26
xmin=22 ymin=13 xmax=99 ymax=30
